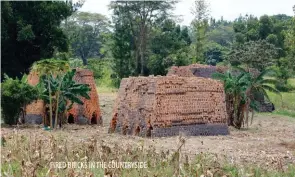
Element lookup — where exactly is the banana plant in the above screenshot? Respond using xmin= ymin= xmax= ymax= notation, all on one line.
xmin=32 ymin=59 xmax=70 ymax=129
xmin=38 ymin=69 xmax=91 ymax=128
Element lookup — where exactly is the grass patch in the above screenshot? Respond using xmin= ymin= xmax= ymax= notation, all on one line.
xmin=271 ymin=110 xmax=295 ymax=118
xmin=266 ymin=78 xmax=295 ymax=118
xmin=96 ymin=86 xmax=118 ymax=94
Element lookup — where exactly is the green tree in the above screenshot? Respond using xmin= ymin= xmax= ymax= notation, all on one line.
xmin=1 ymin=74 xmax=38 ymax=125
xmin=1 ymin=1 xmax=73 ymax=79
xmin=148 ymin=20 xmax=191 ymax=75
xmin=227 ymin=40 xmax=278 ymax=71
xmin=110 ymin=1 xmax=176 ymax=76
xmin=203 ymin=42 xmax=225 ymax=66
xmin=191 ymin=0 xmax=210 ymax=63
xmin=64 ymin=12 xmax=109 ymax=65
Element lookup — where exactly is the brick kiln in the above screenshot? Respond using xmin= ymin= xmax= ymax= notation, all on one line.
xmin=110 ymin=76 xmax=229 ymax=137
xmin=25 ymin=72 xmax=45 ymax=124
xmin=25 ymin=69 xmax=102 ymax=125
xmin=67 ymin=69 xmax=102 ymax=125
xmin=167 ymin=64 xmax=274 ymax=114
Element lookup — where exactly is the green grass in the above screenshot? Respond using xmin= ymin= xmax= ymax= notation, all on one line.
xmin=267 ymin=78 xmax=295 ymax=118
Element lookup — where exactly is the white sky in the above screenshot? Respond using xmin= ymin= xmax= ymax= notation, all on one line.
xmin=80 ymin=0 xmax=295 ymax=26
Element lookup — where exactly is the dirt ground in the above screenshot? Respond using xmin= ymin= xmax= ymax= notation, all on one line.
xmin=1 ymin=92 xmax=295 ymax=170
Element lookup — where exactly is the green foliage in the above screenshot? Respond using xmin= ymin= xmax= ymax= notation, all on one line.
xmin=204 ymin=42 xmax=226 ymax=65
xmin=110 ymin=1 xmax=176 ymax=76
xmin=212 ymin=70 xmax=248 ymax=128
xmin=64 ymin=12 xmax=109 ymax=65
xmin=37 ymin=69 xmax=91 ymax=128
xmin=1 ymin=74 xmax=38 ymax=125
xmin=213 ymin=68 xmax=280 ymax=128
xmin=148 ymin=20 xmax=192 ymax=75
xmin=31 ymin=59 xmax=70 ymax=76
xmin=87 ymin=59 xmax=105 ymax=79
xmin=227 ymin=40 xmax=278 ymax=71
xmin=1 ymin=1 xmax=73 ymax=78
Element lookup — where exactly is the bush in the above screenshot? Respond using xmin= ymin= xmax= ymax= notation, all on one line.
xmin=1 ymin=74 xmax=38 ymax=125
xmin=87 ymin=58 xmax=104 ymax=79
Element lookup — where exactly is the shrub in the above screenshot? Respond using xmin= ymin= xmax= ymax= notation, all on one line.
xmin=1 ymin=74 xmax=38 ymax=125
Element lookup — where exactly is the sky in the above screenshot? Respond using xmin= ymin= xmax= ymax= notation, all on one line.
xmin=80 ymin=0 xmax=295 ymax=26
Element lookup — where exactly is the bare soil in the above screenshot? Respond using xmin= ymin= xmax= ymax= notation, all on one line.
xmin=1 ymin=93 xmax=295 ymax=170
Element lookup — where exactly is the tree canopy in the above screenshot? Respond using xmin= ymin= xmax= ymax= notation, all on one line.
xmin=1 ymin=1 xmax=75 ymax=78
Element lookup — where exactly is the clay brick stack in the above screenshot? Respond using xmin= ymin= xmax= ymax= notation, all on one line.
xmin=167 ymin=64 xmax=227 ymax=78
xmin=110 ymin=76 xmax=229 ymax=137
xmin=25 ymin=69 xmax=102 ymax=125
xmin=167 ymin=64 xmax=274 ymax=114
xmin=25 ymin=72 xmax=45 ymax=124
xmin=67 ymin=69 xmax=102 ymax=125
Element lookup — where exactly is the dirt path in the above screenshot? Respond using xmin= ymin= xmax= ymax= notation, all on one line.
xmin=1 ymin=93 xmax=295 ymax=170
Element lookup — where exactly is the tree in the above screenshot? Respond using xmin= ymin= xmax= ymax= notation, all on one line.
xmin=240 ymin=68 xmax=280 ymax=127
xmin=213 ymin=68 xmax=280 ymax=129
xmin=227 ymin=40 xmax=278 ymax=71
xmin=284 ymin=6 xmax=295 ymax=72
xmin=212 ymin=70 xmax=249 ymax=128
xmin=1 ymin=1 xmax=73 ymax=79
xmin=110 ymin=1 xmax=176 ymax=76
xmin=148 ymin=20 xmax=192 ymax=75
xmin=203 ymin=42 xmax=225 ymax=65
xmin=207 ymin=24 xmax=234 ymax=47
xmin=111 ymin=9 xmax=134 ymax=85
xmin=65 ymin=12 xmax=109 ymax=65
xmin=191 ymin=0 xmax=210 ymax=63
xmin=1 ymin=74 xmax=38 ymax=125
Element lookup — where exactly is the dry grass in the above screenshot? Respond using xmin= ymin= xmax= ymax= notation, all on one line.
xmin=1 ymin=129 xmax=295 ymax=177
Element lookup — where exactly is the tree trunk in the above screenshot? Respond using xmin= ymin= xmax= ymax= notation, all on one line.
xmin=139 ymin=24 xmax=145 ymax=76
xmin=82 ymin=56 xmax=88 ymax=66
xmin=46 ymin=75 xmax=53 ymax=129
xmin=54 ymin=77 xmax=63 ymax=129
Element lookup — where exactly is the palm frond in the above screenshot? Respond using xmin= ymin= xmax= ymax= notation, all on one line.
xmin=261 ymin=84 xmax=281 ymax=96
xmin=255 ymin=69 xmax=274 ymax=82
xmin=259 ymin=79 xmax=279 ymax=85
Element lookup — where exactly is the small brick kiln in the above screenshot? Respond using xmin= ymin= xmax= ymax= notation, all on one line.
xmin=110 ymin=76 xmax=229 ymax=137
xmin=25 ymin=69 xmax=102 ymax=125
xmin=167 ymin=64 xmax=274 ymax=114
xmin=67 ymin=69 xmax=102 ymax=125
xmin=25 ymin=72 xmax=45 ymax=124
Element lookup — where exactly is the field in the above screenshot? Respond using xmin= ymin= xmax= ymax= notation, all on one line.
xmin=267 ymin=78 xmax=295 ymax=118
xmin=1 ymin=91 xmax=295 ymax=177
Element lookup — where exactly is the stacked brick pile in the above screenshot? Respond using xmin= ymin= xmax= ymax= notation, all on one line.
xmin=167 ymin=64 xmax=273 ymax=113
xmin=167 ymin=64 xmax=227 ymax=78
xmin=167 ymin=66 xmax=195 ymax=77
xmin=67 ymin=69 xmax=102 ymax=125
xmin=25 ymin=72 xmax=45 ymax=124
xmin=110 ymin=76 xmax=229 ymax=137
xmin=25 ymin=69 xmax=102 ymax=125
